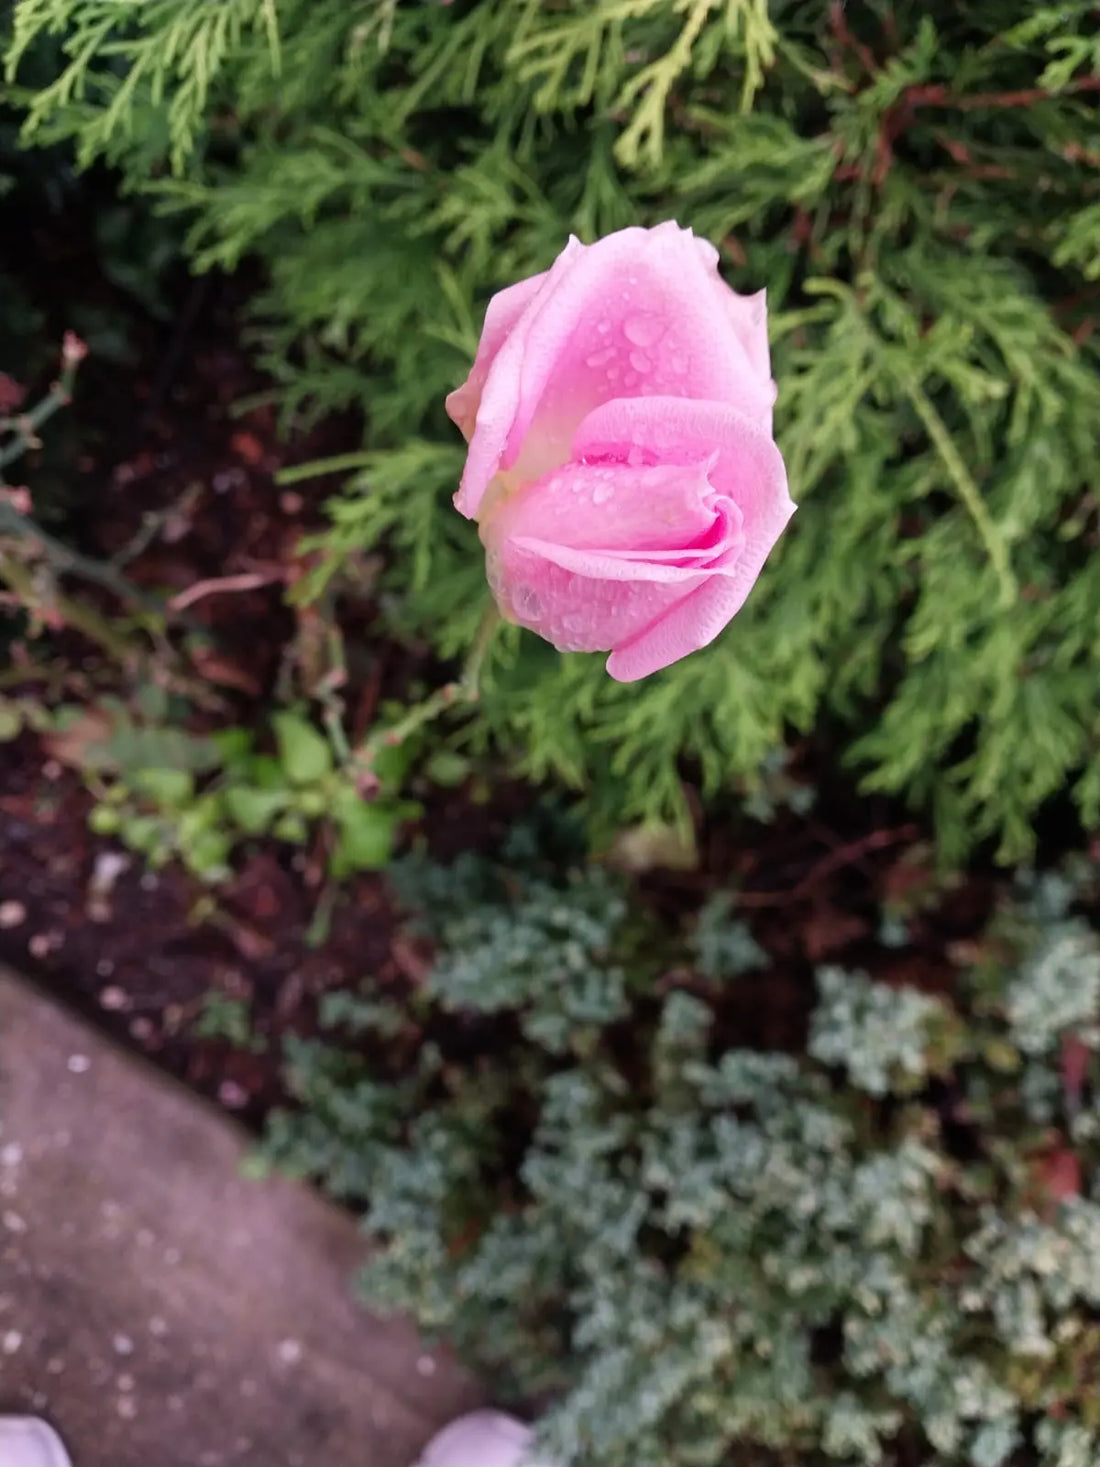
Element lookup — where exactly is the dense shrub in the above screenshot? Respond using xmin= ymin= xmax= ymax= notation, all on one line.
xmin=262 ymin=840 xmax=1100 ymax=1467
xmin=5 ymin=0 xmax=1099 ymax=859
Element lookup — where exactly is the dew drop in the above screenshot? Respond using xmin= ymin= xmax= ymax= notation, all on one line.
xmin=592 ymin=479 xmax=614 ymax=506
xmin=514 ymin=586 xmax=542 ymax=619
xmin=622 ymin=372 xmax=639 ymax=389
xmin=597 ymin=320 xmax=611 ymax=335
xmin=585 ymin=346 xmax=617 ymax=369
xmin=669 ymin=351 xmax=689 ymax=375
xmin=628 ymin=349 xmax=652 ymax=374
xmin=623 ymin=314 xmax=665 ymax=348
xmin=607 ymin=366 xmax=620 ymax=382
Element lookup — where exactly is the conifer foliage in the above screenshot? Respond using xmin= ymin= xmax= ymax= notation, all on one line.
xmin=7 ymin=0 xmax=1099 ymax=856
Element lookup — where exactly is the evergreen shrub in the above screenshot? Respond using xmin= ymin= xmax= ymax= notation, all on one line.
xmin=6 ymin=0 xmax=1100 ymax=857
xmin=262 ymin=841 xmax=1100 ymax=1467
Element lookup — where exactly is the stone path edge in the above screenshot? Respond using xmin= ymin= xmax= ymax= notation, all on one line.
xmin=0 ymin=965 xmax=481 ymax=1467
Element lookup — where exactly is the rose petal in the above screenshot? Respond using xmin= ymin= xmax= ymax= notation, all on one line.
xmin=452 ymin=236 xmax=588 ymax=516
xmin=574 ymin=396 xmax=795 ymax=679
xmin=720 ymin=288 xmax=772 ymax=429
xmin=482 ymin=451 xmax=749 ymax=656
xmin=606 ymin=573 xmax=756 ymax=681
xmin=484 ymin=456 xmax=738 ymax=561
xmin=445 ymin=271 xmax=550 ymax=440
xmin=573 ymin=395 xmax=794 ymax=580
xmin=455 ymin=223 xmax=775 ymax=519
xmin=487 ymin=541 xmax=703 ymax=654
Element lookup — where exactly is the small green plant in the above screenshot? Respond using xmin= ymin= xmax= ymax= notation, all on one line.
xmin=261 ymin=842 xmax=1100 ymax=1467
xmin=0 ymin=340 xmax=468 ymax=897
xmin=192 ymin=991 xmax=265 ymax=1052
xmin=79 ymin=699 xmax=418 ymax=885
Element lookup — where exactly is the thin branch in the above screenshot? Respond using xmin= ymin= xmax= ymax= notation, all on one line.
xmin=0 ymin=332 xmax=87 ymax=472
xmin=736 ymin=826 xmax=921 ymax=908
xmin=110 ymin=482 xmax=202 ymax=569
xmin=0 ymin=551 xmax=141 ymax=666
xmin=0 ymin=500 xmax=169 ymax=617
xmin=903 ymin=379 xmax=1017 ymax=607
xmin=906 ymin=76 xmax=1100 ymax=113
xmin=352 ymin=604 xmax=500 ymax=769
xmin=167 ymin=569 xmax=284 ymax=611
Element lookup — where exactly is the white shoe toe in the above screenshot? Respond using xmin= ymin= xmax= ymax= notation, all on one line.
xmin=416 ymin=1409 xmax=548 ymax=1467
xmin=0 ymin=1418 xmax=72 ymax=1467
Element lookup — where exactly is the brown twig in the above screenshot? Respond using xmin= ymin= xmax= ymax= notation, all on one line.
xmin=0 ymin=551 xmax=141 ymax=666
xmin=906 ymin=77 xmax=1100 ymax=112
xmin=736 ymin=825 xmax=920 ymax=908
xmin=0 ymin=332 xmax=87 ymax=472
xmin=0 ymin=500 xmax=169 ymax=617
xmin=834 ymin=65 xmax=1099 ymax=198
xmin=167 ymin=569 xmax=284 ymax=611
xmin=351 ymin=652 xmax=386 ymax=745
xmin=827 ymin=0 xmax=878 ymax=77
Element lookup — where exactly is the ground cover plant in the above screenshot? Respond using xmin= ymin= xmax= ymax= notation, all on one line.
xmin=262 ymin=835 xmax=1100 ymax=1467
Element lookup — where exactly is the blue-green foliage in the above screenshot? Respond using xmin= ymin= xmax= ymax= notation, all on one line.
xmin=6 ymin=0 xmax=1099 ymax=858
xmin=261 ymin=846 xmax=1100 ymax=1466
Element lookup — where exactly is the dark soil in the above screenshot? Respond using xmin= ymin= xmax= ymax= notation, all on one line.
xmin=0 ymin=261 xmax=531 ymax=1124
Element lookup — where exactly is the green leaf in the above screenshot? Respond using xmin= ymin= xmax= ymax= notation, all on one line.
xmin=210 ymin=727 xmax=254 ymax=765
xmin=223 ymin=784 xmax=290 ymax=835
xmin=132 ymin=767 xmax=194 ymax=807
xmin=271 ymin=711 xmax=333 ymax=786
xmin=121 ymin=814 xmax=161 ymax=854
xmin=247 ymin=754 xmax=286 ymax=790
xmin=273 ymin=812 xmax=309 ymax=843
xmin=295 ymin=787 xmax=329 ymax=817
xmin=88 ymin=804 xmax=122 ymax=835
xmin=331 ymin=796 xmax=397 ymax=875
xmin=186 ymin=830 xmax=233 ymax=880
xmin=371 ymin=738 xmax=416 ymax=788
xmin=0 ymin=701 xmax=23 ymax=741
xmin=424 ymin=750 xmax=472 ymax=787
xmin=135 ymin=682 xmax=170 ymax=722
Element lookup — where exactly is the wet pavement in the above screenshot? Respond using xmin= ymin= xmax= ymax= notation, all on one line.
xmin=0 ymin=968 xmax=481 ymax=1467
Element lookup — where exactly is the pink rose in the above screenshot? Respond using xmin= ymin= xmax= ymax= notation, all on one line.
xmin=446 ymin=222 xmax=794 ymax=682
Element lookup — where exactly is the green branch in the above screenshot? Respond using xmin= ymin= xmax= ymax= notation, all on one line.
xmin=905 ymin=379 xmax=1018 ymax=607
xmin=353 ymin=604 xmax=501 ymax=768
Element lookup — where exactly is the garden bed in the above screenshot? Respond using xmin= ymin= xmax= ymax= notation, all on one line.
xmin=0 ymin=258 xmax=1014 ymax=1129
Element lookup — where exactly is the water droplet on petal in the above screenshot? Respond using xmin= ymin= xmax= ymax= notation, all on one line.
xmin=622 ymin=372 xmax=639 ymax=389
xmin=669 ymin=351 xmax=689 ymax=375
xmin=607 ymin=366 xmax=620 ymax=382
xmin=629 ymin=349 xmax=652 ymax=374
xmin=597 ymin=320 xmax=610 ymax=335
xmin=592 ymin=479 xmax=614 ymax=506
xmin=585 ymin=346 xmax=617 ymax=369
xmin=623 ymin=314 xmax=665 ymax=348
xmin=514 ymin=585 xmax=542 ymax=619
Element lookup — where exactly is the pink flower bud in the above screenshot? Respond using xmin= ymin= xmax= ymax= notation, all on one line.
xmin=447 ymin=223 xmax=794 ymax=680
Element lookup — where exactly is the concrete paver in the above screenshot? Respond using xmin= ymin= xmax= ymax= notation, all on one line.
xmin=0 ymin=968 xmax=481 ymax=1467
